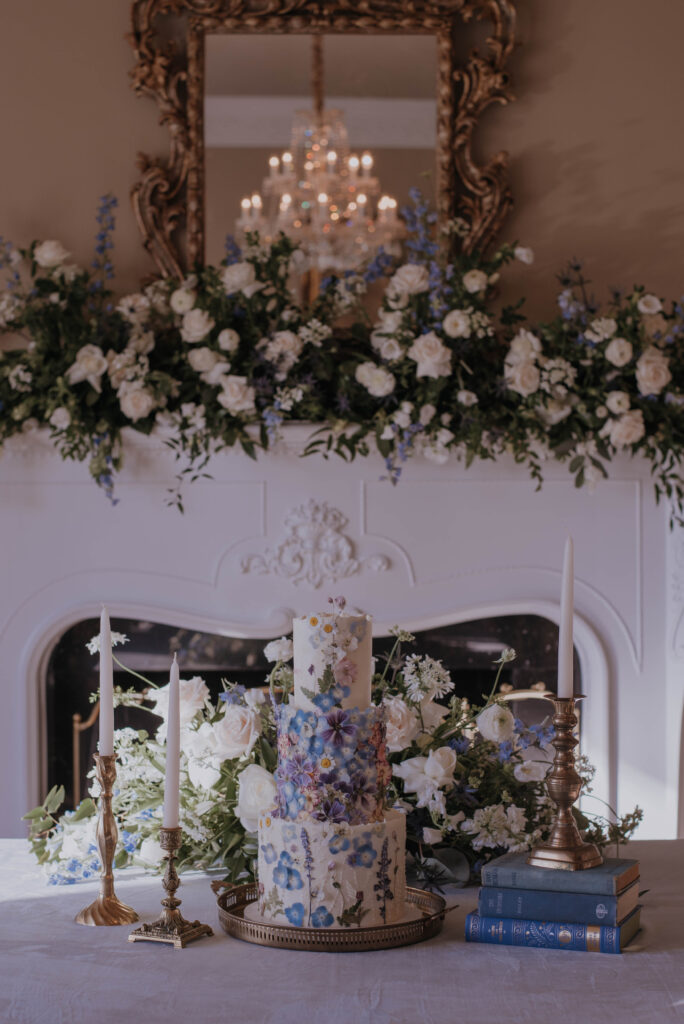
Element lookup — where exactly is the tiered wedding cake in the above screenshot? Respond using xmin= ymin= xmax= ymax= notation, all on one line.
xmin=256 ymin=609 xmax=406 ymax=928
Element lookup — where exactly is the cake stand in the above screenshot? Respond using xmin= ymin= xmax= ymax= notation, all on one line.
xmin=214 ymin=882 xmax=447 ymax=952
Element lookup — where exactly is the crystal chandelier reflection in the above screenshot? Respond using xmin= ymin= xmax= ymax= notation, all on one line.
xmin=235 ymin=37 xmax=403 ymax=272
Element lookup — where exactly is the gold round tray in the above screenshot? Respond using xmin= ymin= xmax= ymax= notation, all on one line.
xmin=216 ymin=883 xmax=446 ymax=952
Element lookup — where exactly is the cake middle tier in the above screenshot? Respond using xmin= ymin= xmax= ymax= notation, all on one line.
xmin=274 ymin=703 xmax=391 ymax=825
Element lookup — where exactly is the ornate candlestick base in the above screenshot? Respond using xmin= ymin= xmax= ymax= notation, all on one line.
xmin=75 ymin=754 xmax=139 ymax=925
xmin=129 ymin=827 xmax=213 ymax=949
xmin=527 ymin=697 xmax=604 ymax=871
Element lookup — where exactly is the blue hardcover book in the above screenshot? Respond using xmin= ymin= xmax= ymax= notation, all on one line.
xmin=478 ymin=879 xmax=639 ymax=926
xmin=481 ymin=852 xmax=639 ymax=896
xmin=465 ymin=906 xmax=641 ymax=953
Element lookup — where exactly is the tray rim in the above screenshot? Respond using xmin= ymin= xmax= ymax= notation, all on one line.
xmin=216 ymin=882 xmax=446 ymax=952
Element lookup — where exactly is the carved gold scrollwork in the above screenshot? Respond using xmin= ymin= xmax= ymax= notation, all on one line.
xmin=129 ymin=0 xmax=517 ymax=276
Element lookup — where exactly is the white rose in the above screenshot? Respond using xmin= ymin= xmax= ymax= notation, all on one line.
xmin=217 ymin=375 xmax=256 ymax=416
xmin=187 ymin=346 xmax=219 ymax=374
xmin=504 ymin=360 xmax=540 ymax=397
xmin=476 ymin=704 xmax=515 ymax=743
xmin=181 ymin=308 xmax=215 ymax=344
xmin=378 ymin=337 xmax=403 ymax=362
xmin=170 ymin=288 xmax=196 ymax=314
xmin=609 ymin=409 xmax=645 ymax=448
xmin=537 ymin=398 xmax=572 ymax=426
xmin=34 ymin=240 xmax=70 ymax=268
xmin=393 ymin=756 xmax=432 ymax=802
xmin=585 ymin=317 xmax=617 ymax=343
xmin=218 ymin=328 xmax=240 ymax=352
xmin=419 ymin=403 xmax=436 ymax=425
xmin=383 ymin=696 xmax=420 ymax=752
xmin=636 ymin=347 xmax=671 ymax=396
xmin=457 ymin=389 xmax=478 ymax=406
xmin=183 ymin=721 xmax=222 ymax=790
xmin=442 ymin=309 xmax=470 ymax=338
xmin=390 ymin=263 xmax=430 ymax=295
xmin=355 ymin=362 xmax=396 ymax=397
xmin=187 ymin=758 xmax=221 ymax=790
xmin=119 ymin=383 xmax=156 ymax=422
xmin=423 ymin=746 xmax=458 ymax=788
xmin=507 ymin=329 xmax=542 ymax=363
xmin=407 ymin=331 xmax=452 ymax=379
xmin=376 ymin=309 xmax=404 ymax=332
xmin=66 ymin=344 xmax=108 ymax=392
xmin=221 ymin=262 xmax=263 ymax=298
xmin=604 ymin=337 xmax=633 ymax=367
xmin=49 ymin=407 xmax=71 ymax=430
xmin=263 ymin=637 xmax=293 ymax=662
xmin=423 ymin=827 xmax=443 ymax=845
xmin=200 ymin=360 xmax=232 ymax=386
xmin=514 ymin=246 xmax=534 ymax=265
xmin=606 ymin=391 xmax=631 ymax=415
xmin=60 ymin=818 xmax=97 ymax=860
xmin=149 ymin=675 xmax=209 ymax=727
xmin=393 ymin=409 xmax=411 ymax=429
xmin=384 ymin=285 xmax=411 ymax=310
xmin=138 ymin=835 xmax=165 ymax=866
xmin=513 ymin=760 xmax=549 ymax=783
xmin=462 ymin=269 xmax=488 ymax=294
xmin=213 ymin=704 xmax=261 ymax=760
xmin=637 ymin=293 xmax=662 ymax=315
xmin=235 ymin=764 xmax=277 ymax=833
xmin=130 ymin=331 xmax=155 ymax=355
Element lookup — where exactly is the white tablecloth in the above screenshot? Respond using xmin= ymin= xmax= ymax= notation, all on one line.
xmin=0 ymin=838 xmax=680 ymax=1024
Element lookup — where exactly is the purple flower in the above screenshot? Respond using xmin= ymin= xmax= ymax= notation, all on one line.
xmin=314 ymin=799 xmax=348 ymax=823
xmin=322 ymin=709 xmax=356 ymax=748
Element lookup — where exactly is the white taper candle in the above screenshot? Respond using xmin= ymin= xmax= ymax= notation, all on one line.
xmin=162 ymin=653 xmax=181 ymax=828
xmin=98 ymin=607 xmax=114 ymax=756
xmin=557 ymin=537 xmax=574 ymax=699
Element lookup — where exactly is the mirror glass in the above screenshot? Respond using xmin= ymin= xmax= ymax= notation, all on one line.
xmin=204 ymin=34 xmax=437 ymax=268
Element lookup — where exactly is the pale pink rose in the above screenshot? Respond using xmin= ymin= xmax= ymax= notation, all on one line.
xmin=221 ymin=262 xmax=263 ymax=298
xmin=149 ymin=675 xmax=209 ymax=726
xmin=462 ymin=269 xmax=488 ymax=294
xmin=187 ymin=346 xmax=219 ymax=374
xmin=181 ymin=308 xmax=215 ymax=344
xmin=34 ymin=240 xmax=70 ymax=268
xmin=636 ymin=347 xmax=671 ymax=396
xmin=118 ymin=383 xmax=156 ymax=422
xmin=218 ymin=328 xmax=240 ymax=352
xmin=608 ymin=409 xmax=645 ymax=448
xmin=390 ymin=263 xmax=430 ymax=295
xmin=383 ymin=696 xmax=420 ymax=752
xmin=213 ymin=705 xmax=261 ymax=760
xmin=355 ymin=362 xmax=396 ymax=397
xmin=442 ymin=309 xmax=470 ymax=338
xmin=507 ymin=329 xmax=542 ymax=363
xmin=217 ymin=375 xmax=256 ymax=416
xmin=637 ymin=294 xmax=662 ymax=315
xmin=606 ymin=391 xmax=630 ymax=415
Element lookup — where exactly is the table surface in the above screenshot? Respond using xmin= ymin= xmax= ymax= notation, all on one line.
xmin=1 ymin=838 xmax=682 ymax=1024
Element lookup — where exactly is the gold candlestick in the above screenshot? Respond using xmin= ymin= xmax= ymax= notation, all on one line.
xmin=527 ymin=696 xmax=604 ymax=871
xmin=75 ymin=754 xmax=139 ymax=925
xmin=129 ymin=826 xmax=213 ymax=948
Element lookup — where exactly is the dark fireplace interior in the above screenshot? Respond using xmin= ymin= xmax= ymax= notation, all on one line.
xmin=45 ymin=614 xmax=579 ymax=809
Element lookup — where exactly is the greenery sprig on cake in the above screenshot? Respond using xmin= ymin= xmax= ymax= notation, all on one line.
xmin=1 ymin=192 xmax=684 ymax=519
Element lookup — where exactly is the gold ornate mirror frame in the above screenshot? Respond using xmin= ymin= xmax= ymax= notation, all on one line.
xmin=129 ymin=1 xmax=516 ymax=279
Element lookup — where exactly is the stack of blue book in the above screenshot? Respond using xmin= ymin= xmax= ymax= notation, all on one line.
xmin=465 ymin=852 xmax=641 ymax=953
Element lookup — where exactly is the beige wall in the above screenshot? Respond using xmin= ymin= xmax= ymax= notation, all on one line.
xmin=0 ymin=1 xmax=682 ymax=317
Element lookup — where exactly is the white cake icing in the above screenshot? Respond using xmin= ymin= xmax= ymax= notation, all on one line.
xmin=292 ymin=612 xmax=372 ymax=711
xmin=257 ymin=810 xmax=406 ymax=929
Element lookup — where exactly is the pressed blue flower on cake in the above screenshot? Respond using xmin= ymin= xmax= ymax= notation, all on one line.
xmin=261 ymin=843 xmax=277 ymax=865
xmin=328 ymin=832 xmax=351 ymax=855
xmin=347 ymin=834 xmax=378 ymax=869
xmin=310 ymin=905 xmax=335 ymax=928
xmin=273 ymin=851 xmax=303 ymax=891
xmin=284 ymin=903 xmax=306 ymax=927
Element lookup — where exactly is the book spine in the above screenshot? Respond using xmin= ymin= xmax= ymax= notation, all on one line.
xmin=465 ymin=912 xmax=620 ymax=953
xmin=478 ymin=887 xmax=620 ymax=926
xmin=481 ymin=865 xmax=620 ymax=895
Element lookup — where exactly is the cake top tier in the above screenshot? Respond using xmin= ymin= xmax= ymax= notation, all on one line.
xmin=293 ymin=611 xmax=373 ymax=711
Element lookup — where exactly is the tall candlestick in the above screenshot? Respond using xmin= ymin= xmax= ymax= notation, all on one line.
xmin=557 ymin=537 xmax=574 ymax=698
xmin=99 ymin=607 xmax=114 ymax=756
xmin=162 ymin=654 xmax=180 ymax=829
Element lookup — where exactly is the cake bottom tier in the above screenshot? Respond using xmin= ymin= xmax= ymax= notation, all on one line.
xmin=257 ymin=810 xmax=406 ymax=929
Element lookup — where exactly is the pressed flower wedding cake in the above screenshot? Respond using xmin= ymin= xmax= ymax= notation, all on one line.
xmin=256 ymin=608 xmax=407 ymax=928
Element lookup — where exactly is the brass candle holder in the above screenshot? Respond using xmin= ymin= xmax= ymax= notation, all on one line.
xmin=75 ymin=753 xmax=139 ymax=925
xmin=129 ymin=826 xmax=213 ymax=949
xmin=527 ymin=696 xmax=604 ymax=871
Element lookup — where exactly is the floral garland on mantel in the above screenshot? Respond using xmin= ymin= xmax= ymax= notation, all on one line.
xmin=1 ymin=192 xmax=683 ymax=518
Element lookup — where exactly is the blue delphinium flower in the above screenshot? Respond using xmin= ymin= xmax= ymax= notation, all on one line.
xmin=89 ymin=194 xmax=118 ymax=293
xmin=363 ymin=246 xmax=393 ymax=284
xmin=219 ymin=685 xmax=246 ymax=705
xmin=224 ymin=234 xmax=242 ymax=265
xmin=498 ymin=741 xmax=513 ymax=762
xmin=449 ymin=737 xmax=470 ymax=754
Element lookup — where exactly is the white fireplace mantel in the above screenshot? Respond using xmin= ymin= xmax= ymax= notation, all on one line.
xmin=1 ymin=427 xmax=680 ymax=840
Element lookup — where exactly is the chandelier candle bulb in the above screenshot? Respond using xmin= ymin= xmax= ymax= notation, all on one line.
xmin=162 ymin=654 xmax=180 ymax=829
xmin=557 ymin=537 xmax=574 ymax=699
xmin=361 ymin=152 xmax=373 ymax=176
xmin=348 ymin=154 xmax=360 ymax=178
xmin=268 ymin=155 xmax=279 ymax=177
xmin=98 ymin=607 xmax=114 ymax=757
